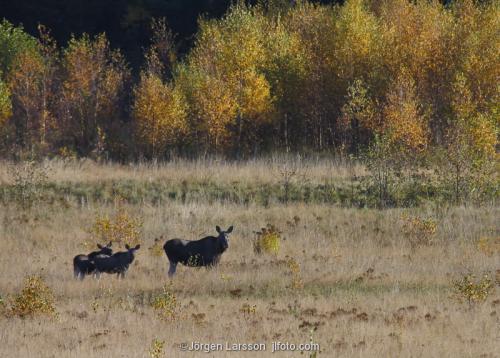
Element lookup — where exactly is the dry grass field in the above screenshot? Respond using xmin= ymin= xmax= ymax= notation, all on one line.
xmin=0 ymin=159 xmax=498 ymax=357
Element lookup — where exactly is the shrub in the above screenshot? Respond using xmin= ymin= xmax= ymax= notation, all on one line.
xmin=9 ymin=275 xmax=56 ymax=317
xmin=88 ymin=206 xmax=143 ymax=247
xmin=477 ymin=237 xmax=500 ymax=257
xmin=286 ymin=256 xmax=304 ymax=290
xmin=148 ymin=237 xmax=165 ymax=257
xmin=401 ymin=214 xmax=437 ymax=247
xmin=253 ymin=224 xmax=281 ymax=255
xmin=453 ymin=273 xmax=493 ymax=306
xmin=151 ymin=284 xmax=178 ymax=320
xmin=9 ymin=160 xmax=49 ymax=209
xmin=149 ymin=338 xmax=165 ymax=358
xmin=240 ymin=303 xmax=257 ymax=316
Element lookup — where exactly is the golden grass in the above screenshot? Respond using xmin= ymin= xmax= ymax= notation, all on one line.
xmin=0 ymin=161 xmax=498 ymax=357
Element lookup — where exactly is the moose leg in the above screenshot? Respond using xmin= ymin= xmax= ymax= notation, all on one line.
xmin=168 ymin=261 xmax=177 ymax=277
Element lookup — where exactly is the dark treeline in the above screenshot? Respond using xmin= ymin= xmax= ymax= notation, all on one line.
xmin=1 ymin=0 xmax=231 ymax=66
xmin=0 ymin=0 xmax=342 ymax=67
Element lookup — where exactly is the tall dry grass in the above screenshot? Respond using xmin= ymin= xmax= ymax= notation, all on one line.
xmin=0 ymin=161 xmax=498 ymax=357
xmin=0 ymin=156 xmax=366 ymax=185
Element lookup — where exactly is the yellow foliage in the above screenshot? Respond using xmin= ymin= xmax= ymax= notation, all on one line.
xmin=179 ymin=5 xmax=274 ymax=153
xmin=133 ymin=73 xmax=188 ymax=157
xmin=263 ymin=18 xmax=307 ymax=103
xmin=240 ymin=303 xmax=257 ymax=315
xmin=9 ymin=275 xmax=56 ymax=317
xmin=453 ymin=273 xmax=493 ymax=305
xmin=339 ymin=78 xmax=378 ymax=148
xmin=148 ymin=238 xmax=165 ymax=257
xmin=448 ymin=73 xmax=497 ymax=161
xmin=1 ymin=0 xmax=498 ymax=159
xmin=401 ymin=214 xmax=437 ymax=247
xmin=88 ymin=206 xmax=143 ymax=247
xmin=286 ymin=256 xmax=304 ymax=290
xmin=149 ymin=339 xmax=165 ymax=358
xmin=468 ymin=114 xmax=497 ymax=159
xmin=282 ymin=3 xmax=338 ymax=147
xmin=151 ymin=283 xmax=178 ymax=320
xmin=188 ymin=72 xmax=238 ymax=149
xmin=61 ymin=33 xmax=129 ymax=155
xmin=477 ymin=237 xmax=500 ymax=257
xmin=0 ymin=79 xmax=11 ymax=126
xmin=453 ymin=0 xmax=500 ymax=114
xmin=253 ymin=224 xmax=281 ymax=255
xmin=333 ymin=0 xmax=381 ymax=81
xmin=240 ymin=70 xmax=273 ymax=121
xmin=382 ymin=70 xmax=428 ymax=152
xmin=8 ymin=46 xmax=55 ymax=147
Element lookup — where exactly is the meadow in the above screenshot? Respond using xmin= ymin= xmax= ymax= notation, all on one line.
xmin=0 ymin=159 xmax=498 ymax=357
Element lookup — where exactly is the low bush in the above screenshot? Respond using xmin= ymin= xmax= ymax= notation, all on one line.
xmin=9 ymin=275 xmax=56 ymax=317
xmin=88 ymin=205 xmax=143 ymax=247
xmin=253 ymin=224 xmax=281 ymax=256
xmin=151 ymin=284 xmax=178 ymax=320
xmin=453 ymin=274 xmax=493 ymax=306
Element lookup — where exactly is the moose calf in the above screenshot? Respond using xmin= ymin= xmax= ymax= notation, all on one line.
xmin=93 ymin=244 xmax=141 ymax=279
xmin=73 ymin=242 xmax=113 ymax=280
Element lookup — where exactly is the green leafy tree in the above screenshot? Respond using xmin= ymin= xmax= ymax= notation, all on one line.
xmin=0 ymin=20 xmax=37 ymax=77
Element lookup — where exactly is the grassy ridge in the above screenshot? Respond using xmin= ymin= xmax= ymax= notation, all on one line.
xmin=0 ymin=176 xmax=486 ymax=208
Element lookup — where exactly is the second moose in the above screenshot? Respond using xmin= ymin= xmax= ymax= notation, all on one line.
xmin=93 ymin=244 xmax=141 ymax=279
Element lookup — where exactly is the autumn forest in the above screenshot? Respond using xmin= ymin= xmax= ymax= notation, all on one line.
xmin=0 ymin=0 xmax=498 ymax=164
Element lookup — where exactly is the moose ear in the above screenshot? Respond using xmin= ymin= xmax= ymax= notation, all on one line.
xmin=97 ymin=244 xmax=103 ymax=249
xmin=125 ymin=244 xmax=130 ymax=250
xmin=226 ymin=226 xmax=233 ymax=233
xmin=216 ymin=226 xmax=221 ymax=233
xmin=135 ymin=244 xmax=141 ymax=250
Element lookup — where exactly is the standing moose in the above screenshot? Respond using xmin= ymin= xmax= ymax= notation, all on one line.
xmin=93 ymin=244 xmax=141 ymax=279
xmin=73 ymin=242 xmax=113 ymax=280
xmin=163 ymin=226 xmax=233 ymax=277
